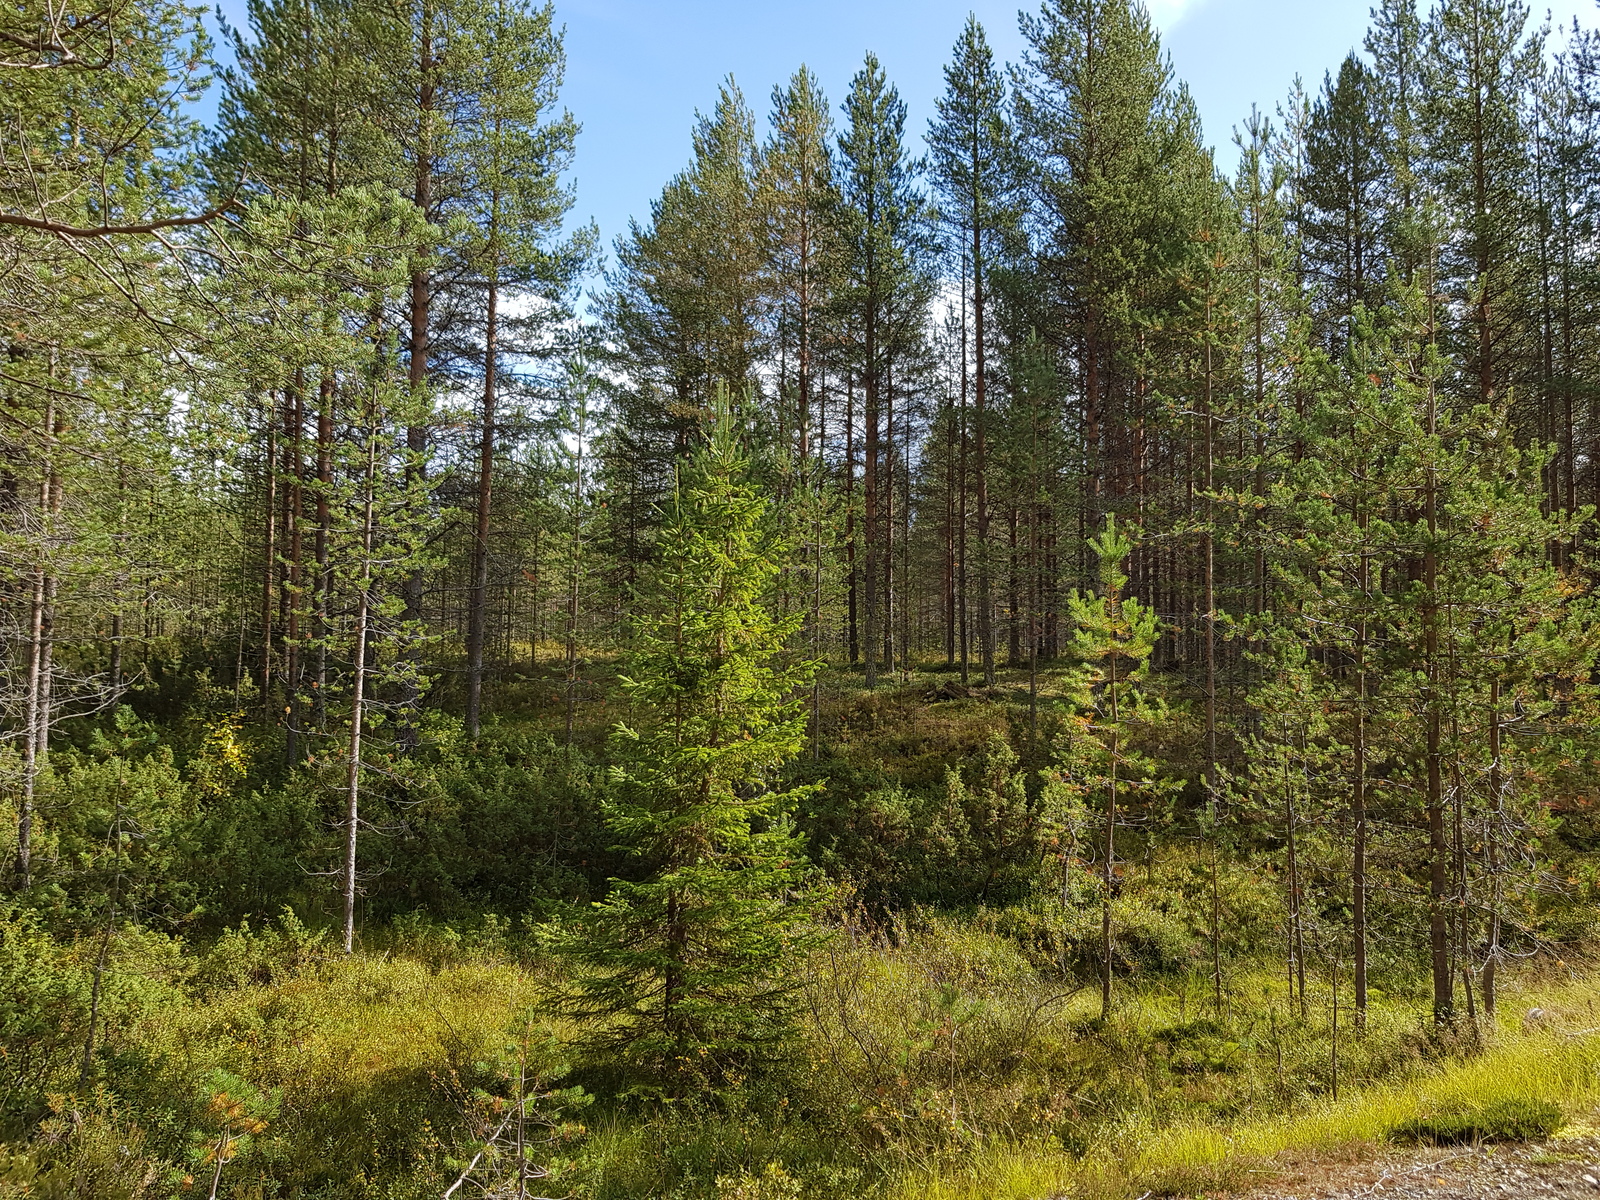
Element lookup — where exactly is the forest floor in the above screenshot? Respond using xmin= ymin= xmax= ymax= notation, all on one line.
xmin=1233 ymin=1115 xmax=1600 ymax=1200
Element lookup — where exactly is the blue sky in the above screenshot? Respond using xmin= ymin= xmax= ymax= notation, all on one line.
xmin=206 ymin=0 xmax=1597 ymax=257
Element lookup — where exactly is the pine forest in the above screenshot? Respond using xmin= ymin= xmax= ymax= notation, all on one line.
xmin=9 ymin=0 xmax=1600 ymax=1195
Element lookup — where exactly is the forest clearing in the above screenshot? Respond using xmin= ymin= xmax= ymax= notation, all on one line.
xmin=6 ymin=0 xmax=1600 ymax=1195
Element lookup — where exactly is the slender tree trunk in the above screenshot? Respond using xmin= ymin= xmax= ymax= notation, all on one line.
xmin=944 ymin=382 xmax=956 ymax=667
xmin=812 ymin=375 xmax=825 ymax=759
xmin=1203 ymin=304 xmax=1222 ymax=1013
xmin=466 ymin=262 xmax=499 ymax=739
xmin=16 ymin=564 xmax=46 ymax=888
xmin=285 ymin=378 xmax=305 ymax=763
xmin=1353 ymin=511 xmax=1370 ymax=1030
xmin=974 ymin=229 xmax=994 ymax=687
xmin=864 ymin=311 xmax=880 ymax=688
xmin=108 ymin=613 xmax=122 ymax=697
xmin=260 ymin=396 xmax=278 ymax=706
xmin=80 ymin=767 xmax=125 ymax=1091
xmin=1424 ymin=333 xmax=1453 ymax=1023
xmin=846 ymin=378 xmax=859 ymax=665
xmin=881 ymin=370 xmax=893 ymax=675
xmin=315 ymin=374 xmax=334 ymax=731
xmin=17 ymin=391 xmax=61 ymax=890
xmin=1284 ymin=737 xmax=1307 ymax=1018
xmin=958 ymin=270 xmax=971 ymax=685
xmin=343 ymin=431 xmax=378 ymax=956
xmin=565 ymin=396 xmax=586 ymax=744
xmin=1101 ymin=644 xmax=1119 ymax=1022
xmin=1483 ymin=677 xmax=1502 ymax=1020
xmin=1007 ymin=506 xmax=1020 ymax=666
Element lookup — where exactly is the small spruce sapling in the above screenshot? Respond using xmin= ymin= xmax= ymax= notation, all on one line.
xmin=558 ymin=394 xmax=824 ymax=1094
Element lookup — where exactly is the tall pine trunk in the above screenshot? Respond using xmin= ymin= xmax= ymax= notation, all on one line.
xmin=466 ymin=257 xmax=499 ymax=739
xmin=400 ymin=0 xmax=436 ymax=751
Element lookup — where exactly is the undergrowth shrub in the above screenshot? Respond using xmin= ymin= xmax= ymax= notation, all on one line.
xmin=191 ymin=907 xmax=331 ymax=994
xmin=12 ymin=1091 xmax=182 ymax=1200
xmin=374 ymin=729 xmax=614 ymax=920
xmin=0 ymin=907 xmax=186 ymax=1129
xmin=0 ymin=908 xmax=89 ymax=1127
xmin=715 ymin=1161 xmax=804 ymax=1200
xmin=977 ymin=851 xmax=1284 ymax=983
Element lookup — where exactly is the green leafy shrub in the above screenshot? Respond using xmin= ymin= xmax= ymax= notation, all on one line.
xmin=0 ymin=908 xmax=90 ymax=1124
xmin=374 ymin=729 xmax=614 ymax=920
xmin=1389 ymin=1097 xmax=1564 ymax=1146
xmin=716 ymin=1161 xmax=804 ymax=1200
xmin=191 ymin=907 xmax=331 ymax=994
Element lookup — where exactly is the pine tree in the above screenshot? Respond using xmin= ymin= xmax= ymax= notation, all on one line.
xmin=455 ymin=0 xmax=586 ymax=740
xmin=1367 ymin=0 xmax=1427 ymax=276
xmin=1422 ymin=0 xmax=1541 ymax=424
xmin=761 ymin=67 xmax=840 ymax=743
xmin=762 ymin=66 xmax=839 ymax=475
xmin=214 ymin=187 xmax=438 ymax=951
xmin=929 ymin=16 xmax=1018 ymax=688
xmin=1066 ymin=515 xmax=1160 ymax=1020
xmin=2 ymin=0 xmax=215 ymax=887
xmin=602 ymin=80 xmax=768 ymax=566
xmin=834 ymin=54 xmax=933 ymax=688
xmin=1302 ymin=55 xmax=1389 ymax=348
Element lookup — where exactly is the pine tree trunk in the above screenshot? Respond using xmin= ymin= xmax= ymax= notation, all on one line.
xmin=1424 ymin=337 xmax=1453 ymax=1023
xmin=467 ymin=264 xmax=499 ymax=739
xmin=1353 ymin=511 xmax=1370 ymax=1030
xmin=881 ymin=371 xmax=893 ymax=676
xmin=864 ymin=305 xmax=880 ymax=689
xmin=260 ymin=397 xmax=278 ymax=706
xmin=285 ymin=377 xmax=304 ymax=763
xmin=944 ymin=393 xmax=956 ymax=667
xmin=1203 ymin=309 xmax=1221 ymax=1013
xmin=846 ymin=378 xmax=859 ymax=665
xmin=1285 ymin=742 xmax=1307 ymax=1018
xmin=974 ymin=228 xmax=995 ymax=687
xmin=958 ymin=275 xmax=971 ymax=684
xmin=315 ymin=374 xmax=334 ymax=732
xmin=15 ymin=563 xmax=46 ymax=888
xmin=565 ymin=398 xmax=585 ymax=745
xmin=1483 ymin=678 xmax=1501 ymax=1019
xmin=400 ymin=0 xmax=436 ymax=751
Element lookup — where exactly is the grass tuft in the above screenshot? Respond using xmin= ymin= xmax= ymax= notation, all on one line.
xmin=1389 ymin=1097 xmax=1564 ymax=1147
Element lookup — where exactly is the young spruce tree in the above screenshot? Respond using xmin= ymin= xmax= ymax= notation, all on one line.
xmin=561 ymin=393 xmax=821 ymax=1092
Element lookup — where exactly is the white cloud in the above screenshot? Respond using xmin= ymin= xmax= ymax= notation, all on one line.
xmin=1144 ymin=0 xmax=1199 ymax=30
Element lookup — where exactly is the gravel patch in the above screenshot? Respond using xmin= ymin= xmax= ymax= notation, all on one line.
xmin=1240 ymin=1122 xmax=1600 ymax=1200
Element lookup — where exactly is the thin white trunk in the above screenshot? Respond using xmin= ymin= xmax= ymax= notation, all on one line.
xmin=343 ymin=432 xmax=377 ymax=954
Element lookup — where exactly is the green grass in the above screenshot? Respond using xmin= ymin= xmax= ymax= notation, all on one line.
xmin=891 ymin=978 xmax=1600 ymax=1200
xmin=15 ymin=860 xmax=1600 ymax=1199
xmin=1390 ymin=1097 xmax=1564 ymax=1146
